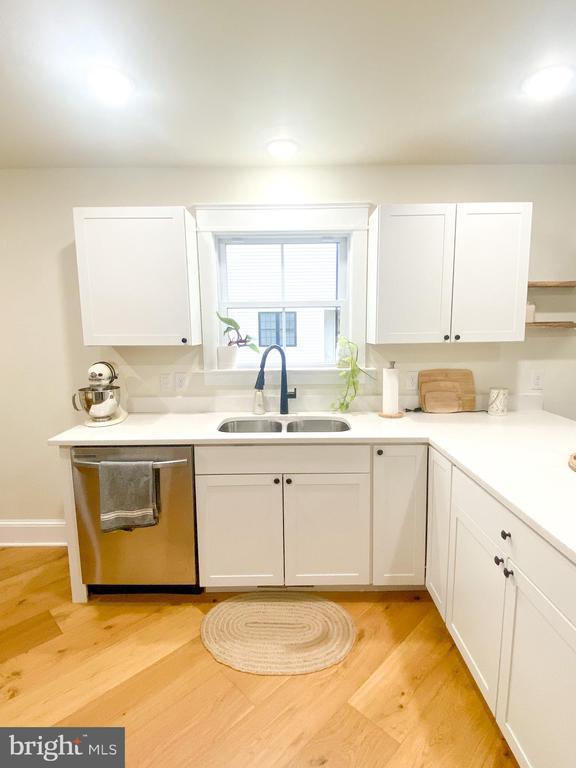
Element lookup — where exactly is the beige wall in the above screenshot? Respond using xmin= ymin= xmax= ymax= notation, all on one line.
xmin=1 ymin=164 xmax=575 ymax=521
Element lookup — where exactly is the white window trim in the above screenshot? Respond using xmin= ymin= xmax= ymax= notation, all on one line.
xmin=195 ymin=204 xmax=370 ymax=372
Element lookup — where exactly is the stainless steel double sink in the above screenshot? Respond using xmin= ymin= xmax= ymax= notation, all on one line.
xmin=218 ymin=417 xmax=350 ymax=433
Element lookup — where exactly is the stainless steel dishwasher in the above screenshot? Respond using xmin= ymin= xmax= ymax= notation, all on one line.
xmin=71 ymin=446 xmax=197 ymax=586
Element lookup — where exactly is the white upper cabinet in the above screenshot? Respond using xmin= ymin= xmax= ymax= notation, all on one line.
xmin=74 ymin=206 xmax=202 ymax=346
xmin=367 ymin=202 xmax=532 ymax=344
xmin=367 ymin=204 xmax=456 ymax=344
xmin=451 ymin=203 xmax=532 ymax=342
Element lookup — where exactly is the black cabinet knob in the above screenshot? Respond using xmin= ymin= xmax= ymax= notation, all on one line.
xmin=454 ymin=334 xmax=461 ymax=341
xmin=181 ymin=337 xmax=188 ymax=344
xmin=501 ymin=530 xmax=512 ymax=540
xmin=503 ymin=567 xmax=514 ymax=579
xmin=443 ymin=334 xmax=450 ymax=341
xmin=286 ymin=478 xmax=292 ymax=485
xmin=274 ymin=478 xmax=280 ymax=484
xmin=377 ymin=449 xmax=383 ymax=456
xmin=494 ymin=556 xmax=504 ymax=566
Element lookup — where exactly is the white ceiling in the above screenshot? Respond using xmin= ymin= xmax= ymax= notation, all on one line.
xmin=1 ymin=0 xmax=575 ymax=167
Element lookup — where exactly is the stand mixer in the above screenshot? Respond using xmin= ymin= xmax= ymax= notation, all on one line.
xmin=72 ymin=361 xmax=127 ymax=427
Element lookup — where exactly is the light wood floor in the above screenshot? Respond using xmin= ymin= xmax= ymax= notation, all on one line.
xmin=0 ymin=548 xmax=518 ymax=768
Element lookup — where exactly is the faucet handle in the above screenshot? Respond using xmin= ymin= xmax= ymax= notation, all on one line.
xmin=288 ymin=388 xmax=297 ymax=400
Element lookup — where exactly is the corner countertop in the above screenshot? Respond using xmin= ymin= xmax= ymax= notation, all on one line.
xmin=49 ymin=410 xmax=576 ymax=566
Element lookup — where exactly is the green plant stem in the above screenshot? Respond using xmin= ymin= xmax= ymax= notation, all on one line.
xmin=332 ymin=336 xmax=373 ymax=412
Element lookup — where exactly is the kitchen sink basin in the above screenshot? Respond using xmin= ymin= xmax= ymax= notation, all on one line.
xmin=218 ymin=418 xmax=283 ymax=433
xmin=286 ymin=418 xmax=350 ymax=432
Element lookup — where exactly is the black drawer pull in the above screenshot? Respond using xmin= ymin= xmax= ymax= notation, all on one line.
xmin=501 ymin=530 xmax=512 ymax=540
xmin=274 ymin=478 xmax=280 ymax=484
xmin=285 ymin=478 xmax=293 ymax=485
xmin=503 ymin=567 xmax=514 ymax=579
xmin=377 ymin=449 xmax=383 ymax=456
xmin=494 ymin=556 xmax=504 ymax=566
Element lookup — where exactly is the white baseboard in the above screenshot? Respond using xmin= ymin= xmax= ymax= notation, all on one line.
xmin=0 ymin=519 xmax=67 ymax=546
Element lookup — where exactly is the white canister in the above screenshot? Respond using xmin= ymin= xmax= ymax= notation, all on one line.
xmin=488 ymin=388 xmax=509 ymax=416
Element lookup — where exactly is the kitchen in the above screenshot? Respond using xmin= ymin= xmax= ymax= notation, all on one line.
xmin=1 ymin=2 xmax=576 ymax=767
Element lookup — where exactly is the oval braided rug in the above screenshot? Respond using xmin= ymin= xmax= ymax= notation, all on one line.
xmin=201 ymin=592 xmax=356 ymax=675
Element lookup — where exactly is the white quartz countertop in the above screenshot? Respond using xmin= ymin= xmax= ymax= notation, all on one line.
xmin=49 ymin=410 xmax=576 ymax=566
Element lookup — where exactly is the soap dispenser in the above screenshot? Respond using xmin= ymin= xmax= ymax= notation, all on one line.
xmin=253 ymin=389 xmax=266 ymax=415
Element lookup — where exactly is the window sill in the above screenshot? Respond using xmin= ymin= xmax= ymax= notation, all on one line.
xmin=203 ymin=367 xmax=377 ymax=386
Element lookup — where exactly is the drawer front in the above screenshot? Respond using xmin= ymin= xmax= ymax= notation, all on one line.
xmin=453 ymin=468 xmax=576 ymax=627
xmin=452 ymin=468 xmax=517 ymax=546
xmin=195 ymin=445 xmax=371 ymax=475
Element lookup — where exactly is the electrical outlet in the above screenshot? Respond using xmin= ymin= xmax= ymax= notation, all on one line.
xmin=174 ymin=372 xmax=188 ymax=392
xmin=530 ymin=370 xmax=544 ymax=391
xmin=159 ymin=373 xmax=172 ymax=393
xmin=405 ymin=371 xmax=418 ymax=392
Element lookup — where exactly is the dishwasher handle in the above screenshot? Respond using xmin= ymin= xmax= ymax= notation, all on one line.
xmin=72 ymin=458 xmax=189 ymax=470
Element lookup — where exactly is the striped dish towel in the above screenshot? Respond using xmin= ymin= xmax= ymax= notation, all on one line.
xmin=99 ymin=461 xmax=159 ymax=533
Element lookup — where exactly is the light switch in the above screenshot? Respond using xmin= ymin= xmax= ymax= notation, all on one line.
xmin=530 ymin=370 xmax=544 ymax=391
xmin=159 ymin=373 xmax=173 ymax=393
xmin=174 ymin=372 xmax=188 ymax=392
xmin=405 ymin=371 xmax=418 ymax=392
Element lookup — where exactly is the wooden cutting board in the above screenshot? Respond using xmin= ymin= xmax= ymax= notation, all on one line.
xmin=418 ymin=369 xmax=476 ymax=413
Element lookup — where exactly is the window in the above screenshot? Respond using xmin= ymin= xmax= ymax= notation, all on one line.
xmin=258 ymin=311 xmax=297 ymax=347
xmin=218 ymin=236 xmax=348 ymax=367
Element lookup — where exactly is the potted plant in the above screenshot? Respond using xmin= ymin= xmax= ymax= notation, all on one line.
xmin=216 ymin=312 xmax=260 ymax=369
xmin=332 ymin=335 xmax=373 ymax=412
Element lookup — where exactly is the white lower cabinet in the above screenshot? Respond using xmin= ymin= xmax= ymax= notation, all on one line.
xmin=372 ymin=445 xmax=427 ymax=585
xmin=444 ymin=466 xmax=576 ymax=768
xmin=283 ymin=473 xmax=371 ymax=586
xmin=426 ymin=448 xmax=452 ymax=618
xmin=195 ymin=456 xmax=371 ymax=588
xmin=195 ymin=442 xmax=576 ymax=768
xmin=446 ymin=503 xmax=506 ymax=711
xmin=496 ymin=564 xmax=576 ymax=768
xmin=195 ymin=474 xmax=284 ymax=587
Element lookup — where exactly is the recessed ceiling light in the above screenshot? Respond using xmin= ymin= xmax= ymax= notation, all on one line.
xmin=267 ymin=139 xmax=299 ymax=160
xmin=86 ymin=64 xmax=134 ymax=106
xmin=521 ymin=65 xmax=574 ymax=101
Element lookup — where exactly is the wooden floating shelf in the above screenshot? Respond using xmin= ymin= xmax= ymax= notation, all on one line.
xmin=528 ymin=281 xmax=576 ymax=288
xmin=526 ymin=321 xmax=576 ymax=329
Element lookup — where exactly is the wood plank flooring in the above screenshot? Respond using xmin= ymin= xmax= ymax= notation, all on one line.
xmin=0 ymin=548 xmax=518 ymax=767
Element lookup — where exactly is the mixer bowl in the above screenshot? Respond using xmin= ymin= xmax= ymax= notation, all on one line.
xmin=73 ymin=386 xmax=121 ymax=421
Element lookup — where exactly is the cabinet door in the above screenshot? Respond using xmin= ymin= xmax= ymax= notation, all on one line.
xmin=451 ymin=203 xmax=532 ymax=342
xmin=426 ymin=449 xmax=452 ymax=618
xmin=74 ymin=206 xmax=198 ymax=345
xmin=496 ymin=564 xmax=576 ymax=768
xmin=367 ymin=204 xmax=456 ymax=344
xmin=283 ymin=474 xmax=370 ymax=586
xmin=196 ymin=474 xmax=284 ymax=587
xmin=446 ymin=502 xmax=506 ymax=711
xmin=372 ymin=445 xmax=427 ymax=585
